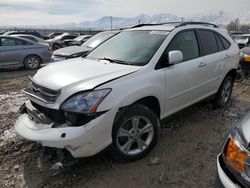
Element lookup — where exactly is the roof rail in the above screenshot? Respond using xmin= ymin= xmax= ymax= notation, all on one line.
xmin=131 ymin=22 xmax=182 ymax=28
xmin=176 ymin=22 xmax=219 ymax=28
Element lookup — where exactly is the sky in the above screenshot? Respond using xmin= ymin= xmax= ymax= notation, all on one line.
xmin=0 ymin=0 xmax=248 ymax=26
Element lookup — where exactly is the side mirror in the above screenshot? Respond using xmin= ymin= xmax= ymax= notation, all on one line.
xmin=168 ymin=50 xmax=183 ymax=65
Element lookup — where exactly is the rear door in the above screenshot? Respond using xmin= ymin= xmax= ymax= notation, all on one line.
xmin=197 ymin=30 xmax=231 ymax=94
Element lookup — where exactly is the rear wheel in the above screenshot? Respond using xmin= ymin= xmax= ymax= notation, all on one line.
xmin=53 ymin=43 xmax=61 ymax=50
xmin=112 ymin=104 xmax=160 ymax=161
xmin=213 ymin=75 xmax=234 ymax=108
xmin=235 ymin=70 xmax=245 ymax=83
xmin=24 ymin=55 xmax=41 ymax=70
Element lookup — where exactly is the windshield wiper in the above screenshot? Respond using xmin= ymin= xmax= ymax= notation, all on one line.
xmin=98 ymin=57 xmax=128 ymax=64
xmin=97 ymin=57 xmax=143 ymax=66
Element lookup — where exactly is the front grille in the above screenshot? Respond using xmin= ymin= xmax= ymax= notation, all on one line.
xmin=26 ymin=101 xmax=106 ymax=127
xmin=23 ymin=78 xmax=60 ymax=103
xmin=31 ymin=101 xmax=66 ymax=124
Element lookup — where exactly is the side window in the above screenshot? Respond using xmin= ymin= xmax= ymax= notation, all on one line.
xmin=166 ymin=30 xmax=199 ymax=62
xmin=21 ymin=40 xmax=33 ymax=45
xmin=1 ymin=38 xmax=22 ymax=46
xmin=199 ymin=30 xmax=218 ymax=55
xmin=63 ymin=36 xmax=76 ymax=40
xmin=23 ymin=36 xmax=37 ymax=42
xmin=215 ymin=33 xmax=224 ymax=51
xmin=219 ymin=35 xmax=231 ymax=50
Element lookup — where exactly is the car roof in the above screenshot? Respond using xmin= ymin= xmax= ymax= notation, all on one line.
xmin=12 ymin=34 xmax=40 ymax=38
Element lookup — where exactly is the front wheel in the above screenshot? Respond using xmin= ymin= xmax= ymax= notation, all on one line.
xmin=112 ymin=104 xmax=160 ymax=161
xmin=213 ymin=75 xmax=234 ymax=108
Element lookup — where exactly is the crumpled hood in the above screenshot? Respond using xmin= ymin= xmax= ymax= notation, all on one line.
xmin=33 ymin=58 xmax=141 ymax=91
xmin=53 ymin=46 xmax=90 ymax=57
xmin=239 ymin=112 xmax=250 ymax=143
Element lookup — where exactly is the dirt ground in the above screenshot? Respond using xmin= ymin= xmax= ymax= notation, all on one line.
xmin=1 ymin=69 xmax=250 ymax=188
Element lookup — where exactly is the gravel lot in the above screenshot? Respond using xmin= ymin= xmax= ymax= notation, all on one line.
xmin=0 ymin=69 xmax=250 ymax=188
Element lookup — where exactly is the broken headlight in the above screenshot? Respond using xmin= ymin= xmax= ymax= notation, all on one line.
xmin=61 ymin=89 xmax=111 ymax=114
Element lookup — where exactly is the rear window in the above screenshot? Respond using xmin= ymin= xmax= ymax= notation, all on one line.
xmin=215 ymin=34 xmax=224 ymax=51
xmin=23 ymin=36 xmax=38 ymax=42
xmin=199 ymin=30 xmax=218 ymax=56
xmin=219 ymin=35 xmax=231 ymax=50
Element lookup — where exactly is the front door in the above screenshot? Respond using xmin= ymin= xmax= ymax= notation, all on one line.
xmin=160 ymin=30 xmax=209 ymax=116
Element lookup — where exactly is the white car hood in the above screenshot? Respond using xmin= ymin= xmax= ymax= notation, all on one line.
xmin=33 ymin=58 xmax=141 ymax=91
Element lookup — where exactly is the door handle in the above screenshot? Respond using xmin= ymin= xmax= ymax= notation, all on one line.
xmin=198 ymin=62 xmax=207 ymax=68
xmin=225 ymin=54 xmax=230 ymax=59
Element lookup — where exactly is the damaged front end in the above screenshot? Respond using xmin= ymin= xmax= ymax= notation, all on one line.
xmin=15 ymin=81 xmax=115 ymax=164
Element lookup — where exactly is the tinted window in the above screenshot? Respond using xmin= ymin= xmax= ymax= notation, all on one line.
xmin=167 ymin=30 xmax=199 ymax=61
xmin=215 ymin=34 xmax=224 ymax=51
xmin=63 ymin=35 xmax=76 ymax=40
xmin=219 ymin=35 xmax=231 ymax=50
xmin=199 ymin=30 xmax=218 ymax=55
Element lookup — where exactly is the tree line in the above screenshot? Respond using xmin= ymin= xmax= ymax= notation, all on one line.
xmin=227 ymin=19 xmax=250 ymax=33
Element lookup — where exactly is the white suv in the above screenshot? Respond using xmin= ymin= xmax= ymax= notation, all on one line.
xmin=15 ymin=22 xmax=239 ymax=162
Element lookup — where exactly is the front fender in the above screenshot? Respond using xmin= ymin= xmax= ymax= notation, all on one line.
xmin=97 ymin=70 xmax=166 ymax=117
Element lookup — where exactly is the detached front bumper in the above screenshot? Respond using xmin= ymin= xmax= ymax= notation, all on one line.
xmin=15 ymin=101 xmax=116 ymax=158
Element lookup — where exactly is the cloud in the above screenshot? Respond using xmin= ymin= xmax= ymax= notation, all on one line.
xmin=0 ymin=0 xmax=249 ymax=26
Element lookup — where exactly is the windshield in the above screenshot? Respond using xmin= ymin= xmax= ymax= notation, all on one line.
xmin=82 ymin=32 xmax=116 ymax=48
xmin=86 ymin=30 xmax=168 ymax=66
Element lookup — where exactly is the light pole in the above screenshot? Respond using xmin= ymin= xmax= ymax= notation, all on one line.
xmin=110 ymin=16 xmax=113 ymax=30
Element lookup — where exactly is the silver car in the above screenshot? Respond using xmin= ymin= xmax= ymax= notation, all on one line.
xmin=51 ymin=31 xmax=119 ymax=62
xmin=0 ymin=36 xmax=52 ymax=69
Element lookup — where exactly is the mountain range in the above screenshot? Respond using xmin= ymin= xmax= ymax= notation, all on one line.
xmin=50 ymin=10 xmax=250 ymax=30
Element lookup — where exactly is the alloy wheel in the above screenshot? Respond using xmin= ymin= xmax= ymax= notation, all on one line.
xmin=116 ymin=116 xmax=154 ymax=155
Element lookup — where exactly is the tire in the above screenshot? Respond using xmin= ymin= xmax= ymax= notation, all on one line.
xmin=213 ymin=75 xmax=234 ymax=108
xmin=24 ymin=55 xmax=41 ymax=70
xmin=235 ymin=70 xmax=245 ymax=83
xmin=53 ymin=43 xmax=61 ymax=50
xmin=112 ymin=104 xmax=160 ymax=161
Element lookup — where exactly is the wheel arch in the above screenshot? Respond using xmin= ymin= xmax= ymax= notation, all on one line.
xmin=114 ymin=95 xmax=161 ymax=125
xmin=225 ymin=69 xmax=237 ymax=81
xmin=23 ymin=54 xmax=43 ymax=65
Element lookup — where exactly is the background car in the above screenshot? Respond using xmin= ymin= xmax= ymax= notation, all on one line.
xmin=233 ymin=34 xmax=250 ymax=49
xmin=64 ymin=35 xmax=92 ymax=46
xmin=46 ymin=32 xmax=78 ymax=50
xmin=3 ymin=30 xmax=47 ymax=40
xmin=47 ymin=32 xmax=64 ymax=39
xmin=51 ymin=30 xmax=119 ymax=61
xmin=12 ymin=34 xmax=49 ymax=45
xmin=217 ymin=112 xmax=250 ymax=187
xmin=0 ymin=36 xmax=51 ymax=69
